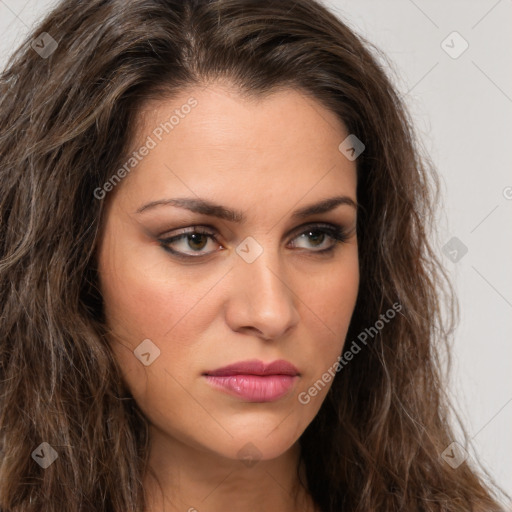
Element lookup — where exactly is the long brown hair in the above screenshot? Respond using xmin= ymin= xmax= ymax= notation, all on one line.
xmin=0 ymin=0 xmax=509 ymax=510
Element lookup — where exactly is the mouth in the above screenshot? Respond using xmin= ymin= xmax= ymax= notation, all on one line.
xmin=202 ymin=359 xmax=300 ymax=402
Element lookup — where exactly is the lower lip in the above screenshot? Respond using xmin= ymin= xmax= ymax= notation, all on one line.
xmin=204 ymin=374 xmax=298 ymax=402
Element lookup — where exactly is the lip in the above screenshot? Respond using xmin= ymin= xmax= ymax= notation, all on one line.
xmin=203 ymin=359 xmax=300 ymax=402
xmin=204 ymin=359 xmax=300 ymax=377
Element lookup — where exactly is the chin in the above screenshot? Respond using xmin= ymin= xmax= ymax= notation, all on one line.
xmin=208 ymin=418 xmax=306 ymax=463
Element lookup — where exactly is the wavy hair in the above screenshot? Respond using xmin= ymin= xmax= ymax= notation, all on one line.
xmin=0 ymin=0 xmax=509 ymax=510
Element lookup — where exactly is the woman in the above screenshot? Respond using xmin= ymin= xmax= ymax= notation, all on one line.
xmin=0 ymin=0 xmax=508 ymax=511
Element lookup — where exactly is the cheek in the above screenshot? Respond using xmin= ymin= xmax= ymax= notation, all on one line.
xmin=97 ymin=242 xmax=228 ymax=397
xmin=97 ymin=252 xmax=210 ymax=407
xmin=299 ymin=252 xmax=359 ymax=329
xmin=296 ymin=254 xmax=359 ymax=372
xmin=98 ymin=242 xmax=219 ymax=343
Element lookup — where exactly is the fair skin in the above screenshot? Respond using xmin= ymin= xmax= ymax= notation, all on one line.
xmin=97 ymin=81 xmax=359 ymax=512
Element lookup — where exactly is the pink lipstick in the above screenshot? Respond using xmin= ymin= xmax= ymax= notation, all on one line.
xmin=203 ymin=359 xmax=299 ymax=402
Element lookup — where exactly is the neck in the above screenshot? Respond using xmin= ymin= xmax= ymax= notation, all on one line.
xmin=142 ymin=425 xmax=319 ymax=512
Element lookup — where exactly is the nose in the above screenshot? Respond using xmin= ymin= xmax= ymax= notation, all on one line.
xmin=224 ymin=249 xmax=300 ymax=341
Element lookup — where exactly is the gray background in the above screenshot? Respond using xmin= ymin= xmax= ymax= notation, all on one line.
xmin=1 ymin=0 xmax=511 ymax=502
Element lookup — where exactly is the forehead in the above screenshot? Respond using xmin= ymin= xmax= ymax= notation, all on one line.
xmin=116 ymin=82 xmax=357 ymax=211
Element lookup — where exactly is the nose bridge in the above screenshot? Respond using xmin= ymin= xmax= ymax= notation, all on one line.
xmin=227 ymin=239 xmax=299 ymax=338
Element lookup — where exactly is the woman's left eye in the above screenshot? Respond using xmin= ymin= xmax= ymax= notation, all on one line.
xmin=289 ymin=225 xmax=348 ymax=252
xmin=158 ymin=223 xmax=349 ymax=260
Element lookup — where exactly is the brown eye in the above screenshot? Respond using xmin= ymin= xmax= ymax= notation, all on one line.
xmin=159 ymin=228 xmax=221 ymax=259
xmin=288 ymin=224 xmax=349 ymax=253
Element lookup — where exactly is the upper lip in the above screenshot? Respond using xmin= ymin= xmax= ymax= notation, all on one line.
xmin=204 ymin=359 xmax=300 ymax=377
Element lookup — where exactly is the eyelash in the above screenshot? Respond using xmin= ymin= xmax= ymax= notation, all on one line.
xmin=157 ymin=223 xmax=349 ymax=260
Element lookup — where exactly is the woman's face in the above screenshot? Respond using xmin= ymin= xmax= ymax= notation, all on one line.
xmin=97 ymin=82 xmax=359 ymax=463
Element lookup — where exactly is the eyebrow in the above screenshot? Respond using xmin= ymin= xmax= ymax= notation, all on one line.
xmin=135 ymin=195 xmax=357 ymax=222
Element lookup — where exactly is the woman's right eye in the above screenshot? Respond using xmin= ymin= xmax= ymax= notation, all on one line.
xmin=158 ymin=228 xmax=221 ymax=259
